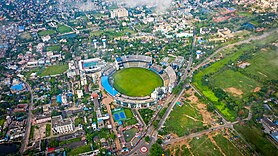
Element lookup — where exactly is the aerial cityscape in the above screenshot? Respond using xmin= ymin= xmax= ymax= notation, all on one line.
xmin=0 ymin=0 xmax=277 ymax=155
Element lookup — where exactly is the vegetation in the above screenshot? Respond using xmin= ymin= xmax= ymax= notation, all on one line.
xmin=235 ymin=123 xmax=278 ymax=156
xmin=210 ymin=69 xmax=261 ymax=97
xmin=38 ymin=64 xmax=68 ymax=76
xmin=46 ymin=45 xmax=61 ymax=52
xmin=213 ymin=134 xmax=242 ymax=156
xmin=123 ymin=108 xmax=137 ymax=126
xmin=60 ymin=137 xmax=81 ymax=146
xmin=68 ymin=144 xmax=91 ymax=155
xmin=57 ymin=24 xmax=72 ymax=34
xmin=113 ymin=67 xmax=163 ymax=97
xmin=164 ymin=104 xmax=204 ymax=137
xmin=189 ymin=135 xmax=222 ymax=156
xmin=29 ymin=125 xmax=35 ymax=140
xmin=244 ymin=48 xmax=278 ymax=81
xmin=38 ymin=29 xmax=56 ymax=36
xmin=138 ymin=108 xmax=154 ymax=125
xmin=150 ymin=143 xmax=164 ymax=156
xmin=123 ymin=127 xmax=137 ymax=142
xmin=46 ymin=124 xmax=51 ymax=137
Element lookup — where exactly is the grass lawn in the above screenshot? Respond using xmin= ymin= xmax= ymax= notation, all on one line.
xmin=38 ymin=64 xmax=68 ymax=76
xmin=138 ymin=108 xmax=154 ymax=125
xmin=164 ymin=104 xmax=204 ymax=137
xmin=244 ymin=48 xmax=278 ymax=81
xmin=213 ymin=134 xmax=242 ymax=156
xmin=20 ymin=32 xmax=32 ymax=40
xmin=210 ymin=70 xmax=261 ymax=97
xmin=189 ymin=135 xmax=222 ymax=156
xmin=60 ymin=137 xmax=81 ymax=146
xmin=46 ymin=45 xmax=61 ymax=52
xmin=57 ymin=24 xmax=72 ymax=34
xmin=29 ymin=126 xmax=35 ymax=140
xmin=237 ymin=12 xmax=253 ymax=17
xmin=0 ymin=118 xmax=5 ymax=127
xmin=38 ymin=29 xmax=56 ymax=36
xmin=193 ymin=49 xmax=244 ymax=121
xmin=235 ymin=124 xmax=278 ymax=156
xmin=46 ymin=124 xmax=51 ymax=137
xmin=113 ymin=67 xmax=163 ymax=97
xmin=68 ymin=144 xmax=91 ymax=156
xmin=123 ymin=108 xmax=137 ymax=126
xmin=123 ymin=127 xmax=137 ymax=142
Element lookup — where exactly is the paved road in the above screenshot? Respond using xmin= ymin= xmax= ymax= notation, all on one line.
xmin=20 ymin=80 xmax=34 ymax=154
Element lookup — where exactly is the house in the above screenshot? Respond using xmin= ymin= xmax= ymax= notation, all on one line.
xmin=261 ymin=117 xmax=278 ymax=133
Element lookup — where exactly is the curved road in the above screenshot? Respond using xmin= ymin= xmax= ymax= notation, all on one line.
xmin=194 ymin=29 xmax=278 ymax=71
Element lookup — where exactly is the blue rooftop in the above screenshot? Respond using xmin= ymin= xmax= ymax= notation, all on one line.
xmin=56 ymin=95 xmax=62 ymax=103
xmin=116 ymin=57 xmax=122 ymax=62
xmin=11 ymin=83 xmax=24 ymax=92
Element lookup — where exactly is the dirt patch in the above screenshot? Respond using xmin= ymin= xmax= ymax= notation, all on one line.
xmin=225 ymin=87 xmax=243 ymax=96
xmin=253 ymin=87 xmax=261 ymax=92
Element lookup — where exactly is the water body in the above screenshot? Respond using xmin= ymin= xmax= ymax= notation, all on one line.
xmin=0 ymin=143 xmax=20 ymax=155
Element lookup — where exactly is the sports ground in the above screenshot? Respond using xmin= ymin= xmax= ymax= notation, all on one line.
xmin=112 ymin=67 xmax=163 ymax=97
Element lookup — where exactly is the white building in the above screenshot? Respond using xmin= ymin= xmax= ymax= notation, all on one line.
xmin=110 ymin=8 xmax=128 ymax=18
xmin=52 ymin=115 xmax=74 ymax=135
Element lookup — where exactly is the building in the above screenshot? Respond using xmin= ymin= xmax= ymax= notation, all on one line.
xmin=110 ymin=8 xmax=129 ymax=18
xmin=52 ymin=115 xmax=74 ymax=135
xmin=78 ymin=58 xmax=106 ymax=73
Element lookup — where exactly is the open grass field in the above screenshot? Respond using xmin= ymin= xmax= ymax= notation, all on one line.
xmin=113 ymin=67 xmax=163 ymax=97
xmin=235 ymin=124 xmax=278 ymax=156
xmin=38 ymin=64 xmax=68 ymax=77
xmin=189 ymin=135 xmax=223 ymax=156
xmin=210 ymin=70 xmax=261 ymax=97
xmin=244 ymin=48 xmax=278 ymax=81
xmin=213 ymin=134 xmax=242 ymax=156
xmin=123 ymin=128 xmax=137 ymax=142
xmin=38 ymin=29 xmax=56 ymax=36
xmin=164 ymin=104 xmax=204 ymax=137
xmin=46 ymin=45 xmax=61 ymax=52
xmin=123 ymin=108 xmax=137 ymax=126
xmin=193 ymin=51 xmax=243 ymax=121
xmin=57 ymin=24 xmax=72 ymax=34
xmin=68 ymin=144 xmax=91 ymax=156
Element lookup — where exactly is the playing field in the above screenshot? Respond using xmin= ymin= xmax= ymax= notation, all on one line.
xmin=38 ymin=64 xmax=68 ymax=77
xmin=113 ymin=67 xmax=163 ymax=97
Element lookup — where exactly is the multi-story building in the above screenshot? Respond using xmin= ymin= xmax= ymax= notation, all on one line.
xmin=110 ymin=8 xmax=129 ymax=18
xmin=51 ymin=115 xmax=74 ymax=135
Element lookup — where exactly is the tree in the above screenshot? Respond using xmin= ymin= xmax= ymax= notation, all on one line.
xmin=145 ymin=136 xmax=150 ymax=143
xmin=150 ymin=143 xmax=163 ymax=156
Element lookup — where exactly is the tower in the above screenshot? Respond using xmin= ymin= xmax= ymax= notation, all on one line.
xmin=93 ymin=39 xmax=97 ymax=49
xmin=102 ymin=39 xmax=106 ymax=48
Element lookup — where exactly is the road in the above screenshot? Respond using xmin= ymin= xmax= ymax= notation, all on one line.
xmin=193 ymin=28 xmax=278 ymax=71
xmin=20 ymin=79 xmax=34 ymax=154
xmin=163 ymin=121 xmax=238 ymax=145
xmin=127 ymin=32 xmax=197 ymax=155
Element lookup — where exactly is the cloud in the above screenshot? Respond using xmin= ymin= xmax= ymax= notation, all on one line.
xmin=110 ymin=0 xmax=172 ymax=12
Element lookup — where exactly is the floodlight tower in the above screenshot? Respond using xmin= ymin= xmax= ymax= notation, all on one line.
xmin=93 ymin=39 xmax=98 ymax=49
xmin=102 ymin=38 xmax=107 ymax=48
